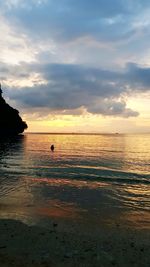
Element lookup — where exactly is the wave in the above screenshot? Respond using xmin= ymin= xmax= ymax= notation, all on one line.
xmin=22 ymin=165 xmax=150 ymax=186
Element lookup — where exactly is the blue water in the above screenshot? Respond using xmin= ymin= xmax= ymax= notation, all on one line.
xmin=0 ymin=133 xmax=150 ymax=228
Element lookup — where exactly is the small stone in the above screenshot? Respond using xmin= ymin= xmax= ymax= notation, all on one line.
xmin=49 ymin=230 xmax=55 ymax=233
xmin=111 ymin=260 xmax=116 ymax=265
xmin=64 ymin=254 xmax=70 ymax=259
xmin=64 ymin=252 xmax=74 ymax=258
xmin=84 ymin=248 xmax=92 ymax=252
xmin=40 ymin=232 xmax=45 ymax=236
xmin=130 ymin=242 xmax=134 ymax=247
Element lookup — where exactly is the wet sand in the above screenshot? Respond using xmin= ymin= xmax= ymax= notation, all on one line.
xmin=0 ymin=218 xmax=150 ymax=267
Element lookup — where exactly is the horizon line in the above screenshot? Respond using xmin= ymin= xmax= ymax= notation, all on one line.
xmin=25 ymin=132 xmax=150 ymax=135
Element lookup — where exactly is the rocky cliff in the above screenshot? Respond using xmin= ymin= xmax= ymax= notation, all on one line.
xmin=0 ymin=86 xmax=27 ymax=135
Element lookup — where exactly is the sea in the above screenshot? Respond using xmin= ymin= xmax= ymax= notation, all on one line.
xmin=0 ymin=133 xmax=150 ymax=230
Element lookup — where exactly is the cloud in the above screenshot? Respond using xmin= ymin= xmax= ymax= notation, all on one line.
xmin=0 ymin=0 xmax=47 ymax=10
xmin=126 ymin=63 xmax=150 ymax=89
xmin=1 ymin=0 xmax=150 ymax=76
xmin=87 ymin=99 xmax=139 ymax=117
xmin=0 ymin=1 xmax=150 ymax=122
xmin=1 ymin=0 xmax=150 ymax=70
xmin=2 ymin=0 xmax=150 ymax=44
xmin=0 ymin=14 xmax=38 ymax=65
xmin=3 ymin=62 xmax=150 ymax=118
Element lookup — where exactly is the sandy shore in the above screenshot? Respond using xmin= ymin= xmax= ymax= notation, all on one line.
xmin=0 ymin=218 xmax=150 ymax=267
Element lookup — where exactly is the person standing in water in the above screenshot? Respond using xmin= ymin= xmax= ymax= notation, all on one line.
xmin=50 ymin=144 xmax=54 ymax=151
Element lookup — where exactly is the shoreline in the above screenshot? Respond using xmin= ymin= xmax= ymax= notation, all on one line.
xmin=0 ymin=218 xmax=150 ymax=267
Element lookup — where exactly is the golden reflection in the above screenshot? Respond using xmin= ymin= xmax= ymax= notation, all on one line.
xmin=37 ymin=199 xmax=82 ymax=219
xmin=121 ymin=210 xmax=150 ymax=229
xmin=123 ymin=185 xmax=150 ymax=197
xmin=30 ymin=177 xmax=109 ymax=189
xmin=119 ymin=135 xmax=150 ymax=174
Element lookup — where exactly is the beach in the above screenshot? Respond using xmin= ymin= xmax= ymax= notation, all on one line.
xmin=0 ymin=218 xmax=150 ymax=267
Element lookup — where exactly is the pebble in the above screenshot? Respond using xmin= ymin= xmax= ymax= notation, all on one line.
xmin=130 ymin=242 xmax=135 ymax=247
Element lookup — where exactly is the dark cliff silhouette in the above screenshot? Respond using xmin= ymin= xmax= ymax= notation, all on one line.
xmin=0 ymin=85 xmax=28 ymax=135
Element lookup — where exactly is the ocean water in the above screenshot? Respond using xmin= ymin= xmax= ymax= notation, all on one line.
xmin=0 ymin=133 xmax=150 ymax=229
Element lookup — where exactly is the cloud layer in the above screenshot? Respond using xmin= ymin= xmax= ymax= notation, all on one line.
xmin=0 ymin=0 xmax=150 ymax=122
xmin=1 ymin=62 xmax=150 ymax=117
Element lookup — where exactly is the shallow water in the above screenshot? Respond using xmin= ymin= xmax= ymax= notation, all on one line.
xmin=0 ymin=133 xmax=150 ymax=229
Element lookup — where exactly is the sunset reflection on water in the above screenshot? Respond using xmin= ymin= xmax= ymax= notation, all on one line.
xmin=37 ymin=199 xmax=82 ymax=219
xmin=0 ymin=133 xmax=150 ymax=229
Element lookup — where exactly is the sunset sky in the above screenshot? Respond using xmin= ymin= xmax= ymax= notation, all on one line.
xmin=0 ymin=0 xmax=150 ymax=133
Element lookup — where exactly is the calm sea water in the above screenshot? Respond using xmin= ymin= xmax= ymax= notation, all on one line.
xmin=0 ymin=133 xmax=150 ymax=229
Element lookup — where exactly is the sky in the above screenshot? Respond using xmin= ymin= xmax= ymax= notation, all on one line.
xmin=0 ymin=0 xmax=150 ymax=133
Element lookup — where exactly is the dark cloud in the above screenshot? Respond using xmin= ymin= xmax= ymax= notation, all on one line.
xmin=88 ymin=99 xmax=139 ymax=117
xmin=126 ymin=63 xmax=150 ymax=89
xmin=2 ymin=62 xmax=150 ymax=118
xmin=3 ymin=0 xmax=150 ymax=43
